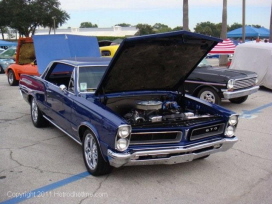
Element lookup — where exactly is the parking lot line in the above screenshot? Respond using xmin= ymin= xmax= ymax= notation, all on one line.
xmin=240 ymin=102 xmax=272 ymax=118
xmin=1 ymin=171 xmax=90 ymax=204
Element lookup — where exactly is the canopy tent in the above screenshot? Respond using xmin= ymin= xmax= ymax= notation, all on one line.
xmin=209 ymin=39 xmax=236 ymax=54
xmin=227 ymin=26 xmax=270 ymax=38
xmin=0 ymin=40 xmax=17 ymax=47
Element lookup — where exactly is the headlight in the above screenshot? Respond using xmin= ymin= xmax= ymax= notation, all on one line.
xmin=229 ymin=115 xmax=238 ymax=126
xmin=227 ymin=79 xmax=235 ymax=89
xmin=116 ymin=139 xmax=129 ymax=151
xmin=118 ymin=125 xmax=131 ymax=138
xmin=225 ymin=114 xmax=239 ymax=137
xmin=225 ymin=126 xmax=235 ymax=137
xmin=255 ymin=78 xmax=258 ymax=84
xmin=115 ymin=125 xmax=131 ymax=151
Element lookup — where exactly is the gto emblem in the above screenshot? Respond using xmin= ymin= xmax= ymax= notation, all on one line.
xmin=206 ymin=126 xmax=218 ymax=132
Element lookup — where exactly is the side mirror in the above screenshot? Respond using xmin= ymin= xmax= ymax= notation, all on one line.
xmin=59 ymin=84 xmax=68 ymax=93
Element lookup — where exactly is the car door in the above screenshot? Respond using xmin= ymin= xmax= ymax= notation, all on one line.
xmin=44 ymin=62 xmax=74 ymax=133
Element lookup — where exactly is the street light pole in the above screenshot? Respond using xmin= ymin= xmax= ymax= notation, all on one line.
xmin=52 ymin=16 xmax=56 ymax=34
xmin=242 ymin=0 xmax=246 ymax=42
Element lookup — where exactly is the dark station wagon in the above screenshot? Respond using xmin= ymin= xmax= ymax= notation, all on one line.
xmin=19 ymin=31 xmax=239 ymax=176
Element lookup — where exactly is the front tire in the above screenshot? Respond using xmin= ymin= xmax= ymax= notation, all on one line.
xmin=197 ymin=87 xmax=221 ymax=105
xmin=7 ymin=69 xmax=18 ymax=86
xmin=229 ymin=96 xmax=248 ymax=104
xmin=82 ymin=130 xmax=112 ymax=176
xmin=31 ymin=97 xmax=47 ymax=127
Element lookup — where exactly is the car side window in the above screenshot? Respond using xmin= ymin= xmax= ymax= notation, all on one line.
xmin=45 ymin=63 xmax=74 ymax=87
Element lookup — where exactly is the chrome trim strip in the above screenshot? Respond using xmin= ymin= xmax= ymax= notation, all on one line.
xmin=222 ymin=86 xmax=259 ymax=99
xmin=184 ymin=80 xmax=225 ymax=87
xmin=43 ymin=115 xmax=82 ymax=145
xmin=108 ymin=137 xmax=238 ymax=168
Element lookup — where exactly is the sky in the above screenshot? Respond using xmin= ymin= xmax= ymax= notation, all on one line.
xmin=58 ymin=0 xmax=271 ymax=31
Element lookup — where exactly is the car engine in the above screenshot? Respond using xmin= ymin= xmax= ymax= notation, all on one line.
xmin=124 ymin=100 xmax=201 ymax=124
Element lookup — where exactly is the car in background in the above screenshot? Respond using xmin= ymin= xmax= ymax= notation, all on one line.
xmin=184 ymin=58 xmax=259 ymax=105
xmin=229 ymin=43 xmax=272 ymax=90
xmin=0 ymin=46 xmax=16 ymax=73
xmin=100 ymin=45 xmax=119 ymax=57
xmin=5 ymin=38 xmax=38 ymax=85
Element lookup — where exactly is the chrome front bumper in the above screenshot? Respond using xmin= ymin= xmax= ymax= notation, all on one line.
xmin=223 ymin=86 xmax=259 ymax=99
xmin=107 ymin=137 xmax=238 ymax=168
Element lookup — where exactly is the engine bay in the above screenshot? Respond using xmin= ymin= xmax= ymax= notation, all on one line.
xmin=103 ymin=94 xmax=217 ymax=126
xmin=122 ymin=99 xmax=213 ymax=125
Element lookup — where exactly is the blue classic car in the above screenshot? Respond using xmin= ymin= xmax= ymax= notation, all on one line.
xmin=19 ymin=31 xmax=238 ymax=176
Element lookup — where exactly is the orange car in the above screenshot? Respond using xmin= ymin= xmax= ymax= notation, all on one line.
xmin=6 ymin=37 xmax=39 ymax=86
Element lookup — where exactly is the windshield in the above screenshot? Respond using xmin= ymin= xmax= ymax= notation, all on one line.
xmin=78 ymin=66 xmax=107 ymax=92
xmin=197 ymin=58 xmax=212 ymax=68
xmin=0 ymin=47 xmax=16 ymax=58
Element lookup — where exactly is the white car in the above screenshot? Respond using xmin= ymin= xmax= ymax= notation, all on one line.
xmin=230 ymin=43 xmax=272 ymax=90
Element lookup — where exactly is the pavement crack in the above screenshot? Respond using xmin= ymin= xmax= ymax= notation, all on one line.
xmin=10 ymin=149 xmax=23 ymax=166
xmin=232 ymin=148 xmax=272 ymax=162
xmin=18 ymin=135 xmax=65 ymax=150
xmin=79 ymin=174 xmax=110 ymax=204
xmin=93 ymin=174 xmax=110 ymax=195
xmin=0 ymin=113 xmax=30 ymax=124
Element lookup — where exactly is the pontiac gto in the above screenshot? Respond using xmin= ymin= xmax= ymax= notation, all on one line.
xmin=19 ymin=31 xmax=238 ymax=176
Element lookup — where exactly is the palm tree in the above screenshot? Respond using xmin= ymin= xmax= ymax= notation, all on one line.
xmin=219 ymin=0 xmax=228 ymax=66
xmin=183 ymin=0 xmax=189 ymax=31
xmin=269 ymin=1 xmax=272 ymax=43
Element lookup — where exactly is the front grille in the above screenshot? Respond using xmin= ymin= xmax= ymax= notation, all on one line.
xmin=131 ymin=116 xmax=220 ymax=128
xmin=234 ymin=77 xmax=257 ymax=90
xmin=190 ymin=123 xmax=225 ymax=141
xmin=130 ymin=131 xmax=182 ymax=145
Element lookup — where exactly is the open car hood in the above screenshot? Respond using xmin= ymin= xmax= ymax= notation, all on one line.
xmin=95 ymin=31 xmax=221 ymax=96
xmin=33 ymin=34 xmax=100 ymax=74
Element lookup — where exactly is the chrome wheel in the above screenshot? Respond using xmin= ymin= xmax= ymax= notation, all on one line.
xmin=31 ymin=99 xmax=38 ymax=123
xmin=84 ymin=134 xmax=98 ymax=170
xmin=199 ymin=91 xmax=216 ymax=103
xmin=197 ymin=87 xmax=220 ymax=105
xmin=7 ymin=69 xmax=18 ymax=86
xmin=8 ymin=70 xmax=14 ymax=84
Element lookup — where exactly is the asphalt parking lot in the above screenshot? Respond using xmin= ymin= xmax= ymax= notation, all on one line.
xmin=0 ymin=73 xmax=272 ymax=204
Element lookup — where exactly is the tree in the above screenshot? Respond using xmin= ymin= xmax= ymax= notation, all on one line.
xmin=1 ymin=0 xmax=69 ymax=37
xmin=270 ymin=3 xmax=272 ymax=42
xmin=250 ymin=24 xmax=262 ymax=28
xmin=172 ymin=26 xmax=183 ymax=31
xmin=152 ymin=23 xmax=171 ymax=33
xmin=115 ymin=23 xmax=131 ymax=27
xmin=219 ymin=0 xmax=228 ymax=66
xmin=229 ymin=23 xmax=242 ymax=31
xmin=0 ymin=0 xmax=10 ymax=39
xmin=135 ymin=24 xmax=155 ymax=35
xmin=80 ymin=22 xmax=98 ymax=28
xmin=194 ymin=22 xmax=221 ymax=37
xmin=0 ymin=26 xmax=8 ymax=40
xmin=183 ymin=0 xmax=189 ymax=31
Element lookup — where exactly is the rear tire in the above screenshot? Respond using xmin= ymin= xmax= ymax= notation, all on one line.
xmin=7 ymin=69 xmax=18 ymax=86
xmin=229 ymin=96 xmax=248 ymax=104
xmin=82 ymin=130 xmax=112 ymax=176
xmin=31 ymin=97 xmax=48 ymax=128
